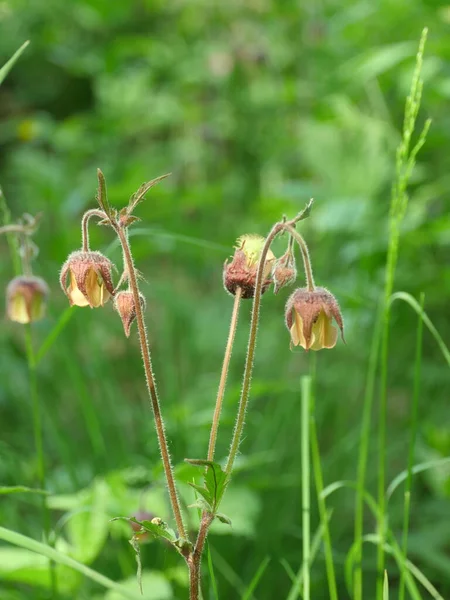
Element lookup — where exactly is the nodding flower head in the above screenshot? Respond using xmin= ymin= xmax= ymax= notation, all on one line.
xmin=114 ymin=290 xmax=146 ymax=337
xmin=272 ymin=248 xmax=297 ymax=294
xmin=223 ymin=234 xmax=275 ymax=299
xmin=60 ymin=251 xmax=115 ymax=308
xmin=285 ymin=287 xmax=344 ymax=351
xmin=6 ymin=276 xmax=49 ymax=324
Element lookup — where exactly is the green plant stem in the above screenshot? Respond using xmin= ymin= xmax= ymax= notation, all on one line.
xmin=24 ymin=325 xmax=57 ymax=597
xmin=376 ymin=29 xmax=428 ymax=598
xmin=284 ymin=225 xmax=315 ymax=291
xmin=353 ymin=308 xmax=382 ymax=600
xmin=301 ymin=375 xmax=311 ymax=600
xmin=0 ymin=186 xmax=21 ymax=275
xmin=207 ymin=286 xmax=242 ymax=461
xmin=398 ymin=293 xmax=424 ymax=600
xmin=309 ymin=369 xmax=338 ymax=600
xmin=115 ymin=225 xmax=186 ymax=539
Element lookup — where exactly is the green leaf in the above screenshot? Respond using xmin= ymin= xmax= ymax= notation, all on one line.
xmin=0 ymin=41 xmax=30 ymax=86
xmin=383 ymin=570 xmax=389 ymax=600
xmin=185 ymin=459 xmax=228 ymax=511
xmin=111 ymin=516 xmax=177 ymax=544
xmin=187 ymin=482 xmax=213 ymax=509
xmin=215 ymin=513 xmax=232 ymax=526
xmin=129 ymin=536 xmax=142 ymax=595
xmin=127 ymin=174 xmax=171 ymax=214
xmin=96 ymin=169 xmax=112 ymax=218
xmin=0 ymin=485 xmax=48 ymax=496
xmin=0 ymin=526 xmax=142 ymax=599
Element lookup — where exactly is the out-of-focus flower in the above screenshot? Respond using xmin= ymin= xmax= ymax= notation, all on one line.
xmin=6 ymin=276 xmax=49 ymax=324
xmin=114 ymin=290 xmax=145 ymax=337
xmin=223 ymin=234 xmax=275 ymax=299
xmin=60 ymin=251 xmax=115 ymax=308
xmin=285 ymin=287 xmax=344 ymax=351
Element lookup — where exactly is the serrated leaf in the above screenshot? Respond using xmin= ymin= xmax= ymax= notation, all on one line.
xmin=185 ymin=459 xmax=228 ymax=511
xmin=111 ymin=517 xmax=177 ymax=544
xmin=96 ymin=169 xmax=112 ymax=218
xmin=215 ymin=513 xmax=232 ymax=526
xmin=188 ymin=482 xmax=213 ymax=509
xmin=128 ymin=174 xmax=171 ymax=214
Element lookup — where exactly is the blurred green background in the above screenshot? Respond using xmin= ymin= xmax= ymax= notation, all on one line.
xmin=1 ymin=0 xmax=450 ymax=598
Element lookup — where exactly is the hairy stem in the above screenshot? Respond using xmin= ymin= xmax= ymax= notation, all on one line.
xmin=225 ymin=221 xmax=284 ymax=475
xmin=115 ymin=225 xmax=186 ymax=539
xmin=81 ymin=209 xmax=106 ymax=252
xmin=189 ymin=513 xmax=213 ymax=600
xmin=207 ymin=286 xmax=242 ymax=461
xmin=284 ymin=225 xmax=315 ymax=291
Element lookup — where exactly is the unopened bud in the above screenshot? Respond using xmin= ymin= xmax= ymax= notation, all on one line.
xmin=272 ymin=249 xmax=297 ymax=294
xmin=114 ymin=290 xmax=145 ymax=337
xmin=223 ymin=234 xmax=275 ymax=299
xmin=6 ymin=276 xmax=49 ymax=324
xmin=60 ymin=251 xmax=114 ymax=308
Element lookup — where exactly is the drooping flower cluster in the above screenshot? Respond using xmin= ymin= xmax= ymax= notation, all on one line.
xmin=60 ymin=250 xmax=115 ymax=308
xmin=6 ymin=276 xmax=49 ymax=324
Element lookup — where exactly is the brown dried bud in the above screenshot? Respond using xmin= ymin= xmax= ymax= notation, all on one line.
xmin=114 ymin=290 xmax=145 ymax=337
xmin=6 ymin=276 xmax=49 ymax=324
xmin=285 ymin=287 xmax=344 ymax=351
xmin=272 ymin=249 xmax=297 ymax=294
xmin=60 ymin=251 xmax=115 ymax=308
xmin=223 ymin=234 xmax=275 ymax=299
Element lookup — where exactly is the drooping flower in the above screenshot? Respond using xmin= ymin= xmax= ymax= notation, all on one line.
xmin=285 ymin=287 xmax=344 ymax=351
xmin=60 ymin=251 xmax=115 ymax=308
xmin=6 ymin=276 xmax=49 ymax=324
xmin=223 ymin=234 xmax=275 ymax=299
xmin=114 ymin=290 xmax=145 ymax=337
xmin=272 ymin=248 xmax=297 ymax=294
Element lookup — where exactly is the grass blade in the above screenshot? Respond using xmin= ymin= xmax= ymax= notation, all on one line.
xmin=0 ymin=41 xmax=30 ymax=86
xmin=241 ymin=556 xmax=270 ymax=600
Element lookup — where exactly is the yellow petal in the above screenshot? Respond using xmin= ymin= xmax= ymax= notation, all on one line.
xmin=310 ymin=311 xmax=338 ymax=351
xmin=68 ymin=271 xmax=90 ymax=307
xmin=8 ymin=294 xmax=31 ymax=324
xmin=290 ymin=310 xmax=313 ymax=350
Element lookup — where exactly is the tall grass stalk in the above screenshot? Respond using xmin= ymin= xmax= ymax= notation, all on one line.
xmin=24 ymin=325 xmax=57 ymax=597
xmin=376 ymin=28 xmax=430 ymax=599
xmin=353 ymin=308 xmax=382 ymax=599
xmin=309 ymin=357 xmax=338 ymax=600
xmin=301 ymin=375 xmax=311 ymax=600
xmin=398 ymin=292 xmax=424 ymax=600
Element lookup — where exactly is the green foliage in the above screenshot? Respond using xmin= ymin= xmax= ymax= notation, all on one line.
xmin=1 ymin=1 xmax=450 ymax=599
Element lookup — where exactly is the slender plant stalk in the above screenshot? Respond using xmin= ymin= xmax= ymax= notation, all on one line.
xmin=115 ymin=225 xmax=186 ymax=539
xmin=398 ymin=293 xmax=424 ymax=600
xmin=376 ymin=29 xmax=429 ymax=598
xmin=301 ymin=375 xmax=311 ymax=600
xmin=207 ymin=286 xmax=242 ymax=461
xmin=0 ymin=187 xmax=22 ymax=275
xmin=81 ymin=208 xmax=106 ymax=252
xmin=309 ymin=358 xmax=338 ymax=600
xmin=189 ymin=512 xmax=213 ymax=600
xmin=284 ymin=225 xmax=315 ymax=291
xmin=24 ymin=325 xmax=57 ymax=597
xmin=353 ymin=307 xmax=383 ymax=600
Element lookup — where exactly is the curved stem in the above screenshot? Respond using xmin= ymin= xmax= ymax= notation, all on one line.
xmin=189 ymin=512 xmax=213 ymax=600
xmin=115 ymin=225 xmax=186 ymax=539
xmin=207 ymin=286 xmax=242 ymax=461
xmin=81 ymin=209 xmax=105 ymax=252
xmin=225 ymin=221 xmax=284 ymax=475
xmin=284 ymin=225 xmax=315 ymax=291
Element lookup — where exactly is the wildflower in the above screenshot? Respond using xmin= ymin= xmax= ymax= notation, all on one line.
xmin=60 ymin=250 xmax=114 ymax=308
xmin=114 ymin=290 xmax=145 ymax=337
xmin=6 ymin=276 xmax=49 ymax=324
xmin=272 ymin=248 xmax=297 ymax=294
xmin=285 ymin=287 xmax=344 ymax=351
xmin=223 ymin=234 xmax=275 ymax=299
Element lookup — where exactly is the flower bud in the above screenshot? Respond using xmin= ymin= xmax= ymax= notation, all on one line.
xmin=6 ymin=276 xmax=49 ymax=324
xmin=223 ymin=234 xmax=275 ymax=299
xmin=60 ymin=251 xmax=115 ymax=308
xmin=272 ymin=249 xmax=297 ymax=294
xmin=285 ymin=287 xmax=344 ymax=351
xmin=114 ymin=290 xmax=146 ymax=337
